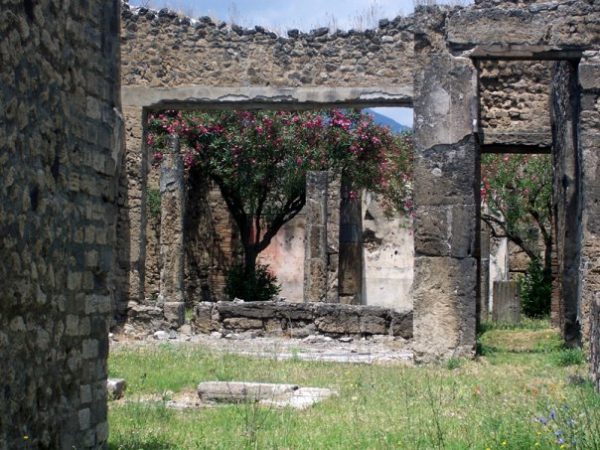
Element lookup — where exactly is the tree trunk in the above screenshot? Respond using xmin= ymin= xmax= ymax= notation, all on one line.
xmin=243 ymin=245 xmax=258 ymax=279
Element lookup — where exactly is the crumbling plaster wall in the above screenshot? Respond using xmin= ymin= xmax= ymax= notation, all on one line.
xmin=0 ymin=1 xmax=121 ymax=449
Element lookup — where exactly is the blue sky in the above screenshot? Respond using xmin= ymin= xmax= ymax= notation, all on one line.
xmin=127 ymin=1 xmax=471 ymax=126
xmin=129 ymin=1 xmax=419 ymax=30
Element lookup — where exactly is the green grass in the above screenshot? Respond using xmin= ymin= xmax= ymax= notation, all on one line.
xmin=108 ymin=325 xmax=600 ymax=450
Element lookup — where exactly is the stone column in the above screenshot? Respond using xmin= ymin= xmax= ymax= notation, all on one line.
xmin=578 ymin=52 xmax=600 ymax=373
xmin=551 ymin=60 xmax=582 ymax=344
xmin=159 ymin=135 xmax=185 ymax=327
xmin=326 ymin=172 xmax=341 ymax=303
xmin=479 ymin=222 xmax=491 ymax=323
xmin=117 ymin=107 xmax=148 ymax=313
xmin=338 ymin=177 xmax=363 ymax=305
xmin=412 ymin=8 xmax=479 ymax=361
xmin=304 ymin=171 xmax=328 ymax=302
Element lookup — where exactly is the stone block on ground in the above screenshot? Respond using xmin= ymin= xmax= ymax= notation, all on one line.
xmin=259 ymin=387 xmax=337 ymax=410
xmin=197 ymin=382 xmax=298 ymax=403
xmin=196 ymin=381 xmax=335 ymax=410
xmin=107 ymin=378 xmax=127 ymax=400
xmin=492 ymin=281 xmax=521 ymax=324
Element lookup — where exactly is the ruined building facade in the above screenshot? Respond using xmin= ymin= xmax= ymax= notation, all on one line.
xmin=1 ymin=0 xmax=599 ymax=447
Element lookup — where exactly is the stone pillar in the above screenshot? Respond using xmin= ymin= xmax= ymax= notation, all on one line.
xmin=159 ymin=135 xmax=185 ymax=327
xmin=492 ymin=281 xmax=521 ymax=324
xmin=117 ymin=107 xmax=148 ymax=313
xmin=304 ymin=171 xmax=328 ymax=302
xmin=551 ymin=60 xmax=582 ymax=344
xmin=338 ymin=177 xmax=363 ymax=305
xmin=578 ymin=53 xmax=600 ymax=385
xmin=479 ymin=222 xmax=491 ymax=323
xmin=412 ymin=8 xmax=479 ymax=361
xmin=326 ymin=172 xmax=341 ymax=303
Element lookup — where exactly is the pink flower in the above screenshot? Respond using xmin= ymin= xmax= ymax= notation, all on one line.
xmin=183 ymin=152 xmax=194 ymax=168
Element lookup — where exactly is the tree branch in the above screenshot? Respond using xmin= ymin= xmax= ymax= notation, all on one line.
xmin=481 ymin=212 xmax=538 ymax=261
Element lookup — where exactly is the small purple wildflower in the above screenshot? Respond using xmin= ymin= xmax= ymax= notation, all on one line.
xmin=557 ymin=437 xmax=565 ymax=445
xmin=550 ymin=410 xmax=557 ymax=420
xmin=538 ymin=416 xmax=548 ymax=425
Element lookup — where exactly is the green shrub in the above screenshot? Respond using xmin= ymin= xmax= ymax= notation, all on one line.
xmin=518 ymin=258 xmax=551 ymax=318
xmin=225 ymin=263 xmax=281 ymax=302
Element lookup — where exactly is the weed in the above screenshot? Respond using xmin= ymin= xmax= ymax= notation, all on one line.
xmin=445 ymin=357 xmax=463 ymax=370
xmin=552 ymin=348 xmax=585 ymax=367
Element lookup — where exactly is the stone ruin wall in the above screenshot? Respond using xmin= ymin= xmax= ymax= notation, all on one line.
xmin=120 ymin=7 xmax=414 ymax=89
xmin=117 ymin=3 xmax=416 ymax=315
xmin=118 ymin=1 xmax=600 ymax=380
xmin=192 ymin=301 xmax=413 ymax=340
xmin=0 ymin=1 xmax=121 ymax=448
xmin=0 ymin=3 xmax=597 ymax=447
xmin=118 ymin=3 xmax=555 ymax=313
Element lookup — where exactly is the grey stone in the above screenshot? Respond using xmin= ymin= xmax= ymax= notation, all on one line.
xmin=107 ymin=379 xmax=127 ymax=400
xmin=153 ymin=330 xmax=169 ymax=341
xmin=197 ymin=382 xmax=299 ymax=403
xmin=260 ymin=387 xmax=337 ymax=410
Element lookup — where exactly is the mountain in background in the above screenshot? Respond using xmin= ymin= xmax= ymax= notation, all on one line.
xmin=365 ymin=109 xmax=412 ymax=134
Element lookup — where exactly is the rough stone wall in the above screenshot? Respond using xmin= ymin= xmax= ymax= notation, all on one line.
xmin=0 ymin=1 xmax=121 ymax=448
xmin=193 ymin=301 xmax=413 ymax=339
xmin=449 ymin=1 xmax=600 ymax=49
xmin=479 ymin=60 xmax=552 ymax=146
xmin=120 ymin=6 xmax=414 ymax=89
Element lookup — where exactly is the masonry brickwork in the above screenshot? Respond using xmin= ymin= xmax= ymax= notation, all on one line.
xmin=0 ymin=1 xmax=121 ymax=448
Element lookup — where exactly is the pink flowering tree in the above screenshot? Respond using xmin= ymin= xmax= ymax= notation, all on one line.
xmin=481 ymin=153 xmax=553 ymax=275
xmin=147 ymin=109 xmax=412 ymax=283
